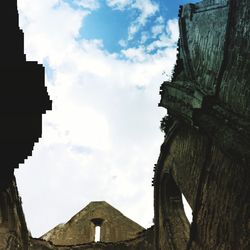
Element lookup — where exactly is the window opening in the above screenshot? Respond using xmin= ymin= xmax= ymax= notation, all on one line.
xmin=91 ymin=218 xmax=103 ymax=242
xmin=182 ymin=194 xmax=193 ymax=223
xmin=94 ymin=225 xmax=101 ymax=242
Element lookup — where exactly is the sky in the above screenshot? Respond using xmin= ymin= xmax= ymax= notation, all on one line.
xmin=15 ymin=0 xmax=195 ymax=237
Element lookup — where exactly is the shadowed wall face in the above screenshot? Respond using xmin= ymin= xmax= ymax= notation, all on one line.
xmin=0 ymin=178 xmax=29 ymax=250
xmin=156 ymin=0 xmax=250 ymax=249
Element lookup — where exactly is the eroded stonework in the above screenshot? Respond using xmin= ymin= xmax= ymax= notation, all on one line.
xmin=0 ymin=179 xmax=28 ymax=250
xmin=155 ymin=0 xmax=250 ymax=249
xmin=41 ymin=201 xmax=144 ymax=245
xmin=30 ymin=227 xmax=154 ymax=250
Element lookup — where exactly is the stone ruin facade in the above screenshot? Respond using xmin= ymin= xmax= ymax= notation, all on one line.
xmin=154 ymin=0 xmax=250 ymax=249
xmin=29 ymin=201 xmax=154 ymax=250
xmin=0 ymin=0 xmax=249 ymax=249
xmin=41 ymin=201 xmax=144 ymax=245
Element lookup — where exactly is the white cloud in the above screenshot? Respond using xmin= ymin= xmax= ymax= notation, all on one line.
xmin=147 ymin=19 xmax=179 ymax=52
xmin=128 ymin=24 xmax=139 ymax=40
xmin=128 ymin=0 xmax=159 ymax=40
xmin=16 ymin=0 xmax=178 ymax=237
xmin=151 ymin=24 xmax=164 ymax=38
xmin=118 ymin=39 xmax=128 ymax=47
xmin=150 ymin=15 xmax=169 ymax=40
xmin=166 ymin=18 xmax=179 ymax=42
xmin=140 ymin=31 xmax=149 ymax=44
xmin=121 ymin=46 xmax=147 ymax=62
xmin=155 ymin=15 xmax=164 ymax=24
xmin=107 ymin=0 xmax=159 ymax=40
xmin=74 ymin=0 xmax=100 ymax=10
xmin=132 ymin=0 xmax=158 ymax=26
xmin=106 ymin=0 xmax=133 ymax=10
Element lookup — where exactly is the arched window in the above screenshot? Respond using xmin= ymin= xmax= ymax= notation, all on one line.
xmin=91 ymin=218 xmax=103 ymax=242
xmin=94 ymin=225 xmax=101 ymax=242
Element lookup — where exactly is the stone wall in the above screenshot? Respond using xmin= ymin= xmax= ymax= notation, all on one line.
xmin=42 ymin=201 xmax=144 ymax=245
xmin=0 ymin=178 xmax=28 ymax=250
xmin=154 ymin=122 xmax=250 ymax=249
xmin=156 ymin=0 xmax=250 ymax=249
xmin=30 ymin=227 xmax=154 ymax=250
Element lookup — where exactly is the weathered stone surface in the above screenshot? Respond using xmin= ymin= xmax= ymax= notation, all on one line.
xmin=29 ymin=238 xmax=57 ymax=250
xmin=42 ymin=201 xmax=144 ymax=245
xmin=160 ymin=0 xmax=250 ymax=160
xmin=156 ymin=0 xmax=250 ymax=249
xmin=218 ymin=0 xmax=250 ymax=117
xmin=154 ymin=122 xmax=250 ymax=249
xmin=31 ymin=227 xmax=154 ymax=250
xmin=0 ymin=178 xmax=28 ymax=250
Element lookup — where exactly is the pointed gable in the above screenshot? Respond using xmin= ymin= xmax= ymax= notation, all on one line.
xmin=41 ymin=201 xmax=144 ymax=245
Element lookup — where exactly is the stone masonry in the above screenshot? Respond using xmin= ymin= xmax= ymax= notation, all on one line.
xmin=0 ymin=0 xmax=249 ymax=249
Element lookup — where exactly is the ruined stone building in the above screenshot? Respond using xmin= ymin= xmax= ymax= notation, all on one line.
xmin=29 ymin=202 xmax=154 ymax=250
xmin=41 ymin=201 xmax=144 ymax=245
xmin=0 ymin=0 xmax=249 ymax=249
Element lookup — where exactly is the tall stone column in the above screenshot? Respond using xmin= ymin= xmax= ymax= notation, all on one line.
xmin=154 ymin=0 xmax=250 ymax=249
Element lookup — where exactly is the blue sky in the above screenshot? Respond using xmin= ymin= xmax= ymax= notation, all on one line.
xmin=64 ymin=0 xmax=197 ymax=53
xmin=16 ymin=0 xmax=194 ymax=237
